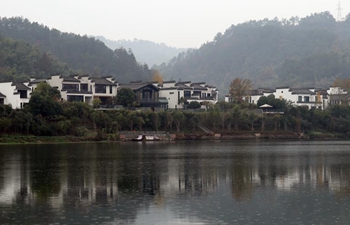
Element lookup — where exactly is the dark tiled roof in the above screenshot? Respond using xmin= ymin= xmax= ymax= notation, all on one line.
xmin=290 ymin=88 xmax=315 ymax=95
xmin=191 ymin=83 xmax=207 ymax=90
xmin=12 ymin=83 xmax=30 ymax=90
xmin=0 ymin=92 xmax=6 ymax=98
xmin=159 ymin=87 xmax=178 ymax=91
xmin=119 ymin=83 xmax=159 ymax=91
xmin=175 ymin=83 xmax=192 ymax=90
xmin=28 ymin=79 xmax=47 ymax=86
xmin=63 ymin=77 xmax=80 ymax=83
xmin=90 ymin=77 xmax=116 ymax=85
xmin=163 ymin=80 xmax=176 ymax=84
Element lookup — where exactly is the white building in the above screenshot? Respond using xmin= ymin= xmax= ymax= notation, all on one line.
xmin=30 ymin=74 xmax=118 ymax=105
xmin=227 ymin=86 xmax=346 ymax=110
xmin=0 ymin=82 xmax=32 ymax=109
xmin=155 ymin=80 xmax=218 ymax=109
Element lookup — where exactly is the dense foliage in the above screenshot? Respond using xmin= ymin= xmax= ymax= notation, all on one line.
xmin=1 ymin=85 xmax=350 ymax=139
xmin=0 ymin=35 xmax=69 ymax=82
xmin=0 ymin=17 xmax=153 ymax=82
xmin=156 ymin=12 xmax=350 ymax=95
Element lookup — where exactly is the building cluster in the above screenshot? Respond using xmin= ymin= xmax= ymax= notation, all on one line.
xmin=0 ymin=74 xmax=219 ymax=110
xmin=225 ymin=86 xmax=349 ymax=109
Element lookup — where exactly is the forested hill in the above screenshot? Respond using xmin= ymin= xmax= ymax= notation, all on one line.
xmin=0 ymin=35 xmax=69 ymax=82
xmin=95 ymin=36 xmax=188 ymax=67
xmin=156 ymin=12 xmax=350 ymax=95
xmin=0 ymin=17 xmax=153 ymax=82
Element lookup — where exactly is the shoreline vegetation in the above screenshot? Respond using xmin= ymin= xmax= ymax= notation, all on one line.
xmin=2 ymin=83 xmax=350 ymax=144
xmin=0 ymin=130 xmax=347 ymax=144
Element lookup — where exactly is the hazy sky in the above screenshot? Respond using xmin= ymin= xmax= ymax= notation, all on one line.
xmin=0 ymin=0 xmax=349 ymax=48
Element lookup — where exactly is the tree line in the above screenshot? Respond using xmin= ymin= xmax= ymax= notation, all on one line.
xmin=0 ymin=17 xmax=155 ymax=83
xmin=1 ymin=83 xmax=350 ymax=140
xmin=156 ymin=12 xmax=350 ymax=96
xmin=0 ymin=35 xmax=69 ymax=82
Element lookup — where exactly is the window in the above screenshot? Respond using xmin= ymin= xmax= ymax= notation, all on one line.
xmin=184 ymin=91 xmax=191 ymax=98
xmin=95 ymin=85 xmax=106 ymax=93
xmin=304 ymin=96 xmax=309 ymax=102
xmin=62 ymin=84 xmax=79 ymax=91
xmin=298 ymin=96 xmax=302 ymax=102
xmin=193 ymin=91 xmax=201 ymax=96
xmin=19 ymin=90 xmax=27 ymax=99
xmin=67 ymin=95 xmax=84 ymax=102
xmin=142 ymin=90 xmax=152 ymax=101
xmin=169 ymin=92 xmax=174 ymax=94
xmin=81 ymin=84 xmax=88 ymax=91
xmin=110 ymin=86 xmax=113 ymax=94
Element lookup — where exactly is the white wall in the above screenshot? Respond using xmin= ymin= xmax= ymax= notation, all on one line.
xmin=0 ymin=82 xmax=31 ymax=109
xmin=159 ymin=89 xmax=182 ymax=109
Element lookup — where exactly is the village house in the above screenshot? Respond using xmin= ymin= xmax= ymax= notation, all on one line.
xmin=0 ymin=81 xmax=32 ymax=109
xmin=28 ymin=74 xmax=118 ymax=105
xmin=118 ymin=81 xmax=168 ymax=110
xmin=154 ymin=80 xmax=218 ymax=109
xmin=226 ymin=86 xmax=347 ymax=110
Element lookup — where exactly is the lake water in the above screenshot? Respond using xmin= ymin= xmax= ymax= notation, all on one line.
xmin=1 ymin=140 xmax=350 ymax=225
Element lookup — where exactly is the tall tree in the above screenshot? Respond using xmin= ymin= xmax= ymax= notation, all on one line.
xmin=229 ymin=78 xmax=252 ymax=103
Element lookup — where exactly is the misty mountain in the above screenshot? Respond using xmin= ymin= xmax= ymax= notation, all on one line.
xmin=156 ymin=12 xmax=350 ymax=95
xmin=0 ymin=17 xmax=153 ymax=83
xmin=94 ymin=36 xmax=188 ymax=67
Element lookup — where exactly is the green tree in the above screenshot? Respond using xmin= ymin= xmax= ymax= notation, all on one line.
xmin=28 ymin=83 xmax=63 ymax=117
xmin=116 ymin=88 xmax=137 ymax=107
xmin=187 ymin=101 xmax=201 ymax=109
xmin=172 ymin=111 xmax=185 ymax=132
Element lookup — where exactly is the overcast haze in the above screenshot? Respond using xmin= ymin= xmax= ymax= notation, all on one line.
xmin=0 ymin=0 xmax=349 ymax=48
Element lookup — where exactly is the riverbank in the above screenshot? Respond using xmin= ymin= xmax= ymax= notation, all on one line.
xmin=0 ymin=130 xmax=347 ymax=144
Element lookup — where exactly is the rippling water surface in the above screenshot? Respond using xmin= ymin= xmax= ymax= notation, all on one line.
xmin=1 ymin=140 xmax=350 ymax=224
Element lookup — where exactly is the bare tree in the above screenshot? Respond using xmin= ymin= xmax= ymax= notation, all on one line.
xmin=229 ymin=78 xmax=253 ymax=103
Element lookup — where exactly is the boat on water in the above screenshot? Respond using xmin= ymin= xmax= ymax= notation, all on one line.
xmin=133 ymin=134 xmax=160 ymax=141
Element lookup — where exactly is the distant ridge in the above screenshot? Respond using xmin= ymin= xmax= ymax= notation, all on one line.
xmin=0 ymin=17 xmax=154 ymax=83
xmin=156 ymin=12 xmax=350 ymax=97
xmin=94 ymin=36 xmax=188 ymax=67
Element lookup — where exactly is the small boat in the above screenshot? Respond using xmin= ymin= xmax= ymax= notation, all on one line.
xmin=133 ymin=134 xmax=160 ymax=141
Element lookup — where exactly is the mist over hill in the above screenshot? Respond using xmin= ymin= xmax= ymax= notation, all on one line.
xmin=94 ymin=36 xmax=188 ymax=67
xmin=156 ymin=12 xmax=350 ymax=96
xmin=0 ymin=17 xmax=154 ymax=82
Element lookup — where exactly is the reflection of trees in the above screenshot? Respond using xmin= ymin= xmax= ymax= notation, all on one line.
xmin=4 ymin=142 xmax=350 ymax=224
xmin=30 ymin=146 xmax=61 ymax=199
xmin=178 ymin=154 xmax=219 ymax=196
xmin=231 ymin=153 xmax=254 ymax=201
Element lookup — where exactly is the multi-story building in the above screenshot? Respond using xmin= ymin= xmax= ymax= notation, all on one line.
xmin=30 ymin=74 xmax=118 ymax=105
xmin=154 ymin=80 xmax=218 ymax=109
xmin=1 ymin=75 xmax=217 ymax=110
xmin=0 ymin=81 xmax=32 ymax=109
xmin=118 ymin=81 xmax=168 ymax=110
xmin=226 ymin=86 xmax=347 ymax=110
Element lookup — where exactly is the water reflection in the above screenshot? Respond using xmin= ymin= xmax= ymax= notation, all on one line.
xmin=1 ymin=141 xmax=350 ymax=224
